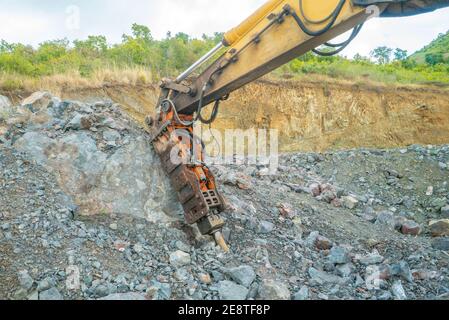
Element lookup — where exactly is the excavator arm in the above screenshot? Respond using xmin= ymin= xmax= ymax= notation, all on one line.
xmin=147 ymin=0 xmax=449 ymax=251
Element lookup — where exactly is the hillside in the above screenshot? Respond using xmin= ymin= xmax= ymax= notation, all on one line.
xmin=411 ymin=30 xmax=449 ymax=64
xmin=1 ymin=24 xmax=449 ymax=92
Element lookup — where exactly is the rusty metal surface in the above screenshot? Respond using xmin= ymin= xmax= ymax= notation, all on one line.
xmin=149 ymin=120 xmax=224 ymax=226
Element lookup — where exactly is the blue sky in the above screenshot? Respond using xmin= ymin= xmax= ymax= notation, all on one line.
xmin=0 ymin=0 xmax=448 ymax=58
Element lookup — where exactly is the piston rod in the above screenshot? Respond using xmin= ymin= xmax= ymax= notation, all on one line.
xmin=176 ymin=42 xmax=224 ymax=83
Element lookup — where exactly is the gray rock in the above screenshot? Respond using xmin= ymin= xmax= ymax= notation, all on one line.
xmin=94 ymin=284 xmax=110 ymax=298
xmin=258 ymin=220 xmax=275 ymax=234
xmin=147 ymin=281 xmax=172 ymax=300
xmin=431 ymin=198 xmax=447 ymax=210
xmin=175 ymin=240 xmax=191 ymax=253
xmin=336 ymin=263 xmax=354 ymax=277
xmin=441 ymin=205 xmax=449 ymax=218
xmin=258 ymin=280 xmax=291 ymax=300
xmin=15 ymin=130 xmax=181 ymax=222
xmin=375 ymin=211 xmax=396 ymax=229
xmin=391 ymin=281 xmax=407 ymax=300
xmin=358 ymin=250 xmax=384 ymax=265
xmin=308 ymin=267 xmax=346 ymax=285
xmin=0 ymin=95 xmax=11 ymax=109
xmin=293 ymin=286 xmax=309 ymax=300
xmin=217 ymin=281 xmax=249 ymax=300
xmin=341 ymin=196 xmax=359 ymax=209
xmin=226 ymin=265 xmax=256 ymax=288
xmin=66 ymin=113 xmax=93 ymax=130
xmin=21 ymin=91 xmax=53 ymax=112
xmin=18 ymin=270 xmax=34 ymax=291
xmin=39 ymin=287 xmax=63 ymax=300
xmin=328 ymin=246 xmax=351 ymax=265
xmin=98 ymin=292 xmax=146 ymax=300
xmin=103 ymin=129 xmax=121 ymax=143
xmin=305 ymin=231 xmax=320 ymax=248
xmin=169 ymin=250 xmax=191 ymax=268
xmin=432 ymin=238 xmax=449 ymax=251
xmin=390 ymin=261 xmax=414 ymax=283
xmin=37 ymin=278 xmax=55 ymax=292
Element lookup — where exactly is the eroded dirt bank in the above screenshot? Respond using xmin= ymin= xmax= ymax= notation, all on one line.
xmin=3 ymin=78 xmax=447 ymax=152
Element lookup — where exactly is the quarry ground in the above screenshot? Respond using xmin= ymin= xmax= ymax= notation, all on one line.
xmin=0 ymin=82 xmax=448 ymax=300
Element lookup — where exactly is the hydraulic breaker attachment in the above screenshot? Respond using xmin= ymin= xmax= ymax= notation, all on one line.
xmin=146 ymin=99 xmax=229 ymax=252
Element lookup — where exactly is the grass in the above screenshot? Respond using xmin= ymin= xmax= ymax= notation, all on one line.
xmin=0 ymin=65 xmax=155 ymax=92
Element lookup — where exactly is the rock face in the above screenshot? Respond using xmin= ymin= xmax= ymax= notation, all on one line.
xmin=9 ymin=93 xmax=183 ymax=222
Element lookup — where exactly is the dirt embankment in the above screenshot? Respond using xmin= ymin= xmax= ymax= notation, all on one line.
xmin=2 ymin=78 xmax=449 ymax=152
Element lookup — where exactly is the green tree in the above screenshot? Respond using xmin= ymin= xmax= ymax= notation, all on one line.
xmin=394 ymin=48 xmax=408 ymax=61
xmin=370 ymin=46 xmax=393 ymax=64
xmin=425 ymin=53 xmax=444 ymax=65
xmin=131 ymin=24 xmax=153 ymax=43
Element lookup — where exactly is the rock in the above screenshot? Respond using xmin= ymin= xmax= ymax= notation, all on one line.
xmin=66 ymin=113 xmax=94 ymax=130
xmin=431 ymin=237 xmax=449 ymax=251
xmin=400 ymin=220 xmax=422 ymax=236
xmin=309 ymin=183 xmax=321 ymax=197
xmin=431 ymin=198 xmax=447 ymax=210
xmin=21 ymin=91 xmax=53 ymax=112
xmin=175 ymin=240 xmax=191 ymax=253
xmin=226 ymin=265 xmax=256 ymax=288
xmin=15 ymin=131 xmax=182 ymax=222
xmin=169 ymin=250 xmax=191 ymax=267
xmin=308 ymin=267 xmax=345 ymax=285
xmin=328 ymin=246 xmax=351 ymax=265
xmin=258 ymin=280 xmax=291 ymax=300
xmin=390 ymin=261 xmax=414 ymax=283
xmin=293 ymin=286 xmax=309 ymax=301
xmin=305 ymin=231 xmax=320 ymax=248
xmin=278 ymin=203 xmax=296 ymax=219
xmin=257 ymin=220 xmax=275 ymax=234
xmin=37 ymin=278 xmax=55 ymax=292
xmin=199 ymin=273 xmax=212 ymax=285
xmin=341 ymin=196 xmax=359 ymax=209
xmin=375 ymin=211 xmax=396 ymax=229
xmin=441 ymin=205 xmax=449 ymax=218
xmin=39 ymin=287 xmax=63 ymax=300
xmin=391 ymin=281 xmax=407 ymax=300
xmin=109 ymin=223 xmax=118 ymax=231
xmin=18 ymin=270 xmax=34 ymax=291
xmin=0 ymin=95 xmax=11 ymax=109
xmin=429 ymin=219 xmax=449 ymax=237
xmin=147 ymin=280 xmax=172 ymax=300
xmin=94 ymin=284 xmax=110 ymax=298
xmin=103 ymin=129 xmax=121 ymax=143
xmin=99 ymin=293 xmax=146 ymax=300
xmin=315 ymin=235 xmax=333 ymax=250
xmin=358 ymin=250 xmax=384 ymax=265
xmin=336 ymin=263 xmax=354 ymax=277
xmin=426 ymin=186 xmax=434 ymax=196
xmin=217 ymin=281 xmax=249 ymax=300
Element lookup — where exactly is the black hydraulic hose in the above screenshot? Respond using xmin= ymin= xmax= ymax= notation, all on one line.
xmin=299 ymin=0 xmax=345 ymax=25
xmin=290 ymin=0 xmax=346 ymax=37
xmin=323 ymin=23 xmax=363 ymax=48
xmin=312 ymin=23 xmax=363 ymax=56
xmin=198 ymin=100 xmax=220 ymax=125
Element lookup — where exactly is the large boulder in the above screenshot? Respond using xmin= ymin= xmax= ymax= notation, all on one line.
xmin=13 ymin=92 xmax=183 ymax=223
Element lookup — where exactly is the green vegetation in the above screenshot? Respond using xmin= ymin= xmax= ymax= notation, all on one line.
xmin=410 ymin=30 xmax=449 ymax=65
xmin=1 ymin=24 xmax=448 ymax=91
